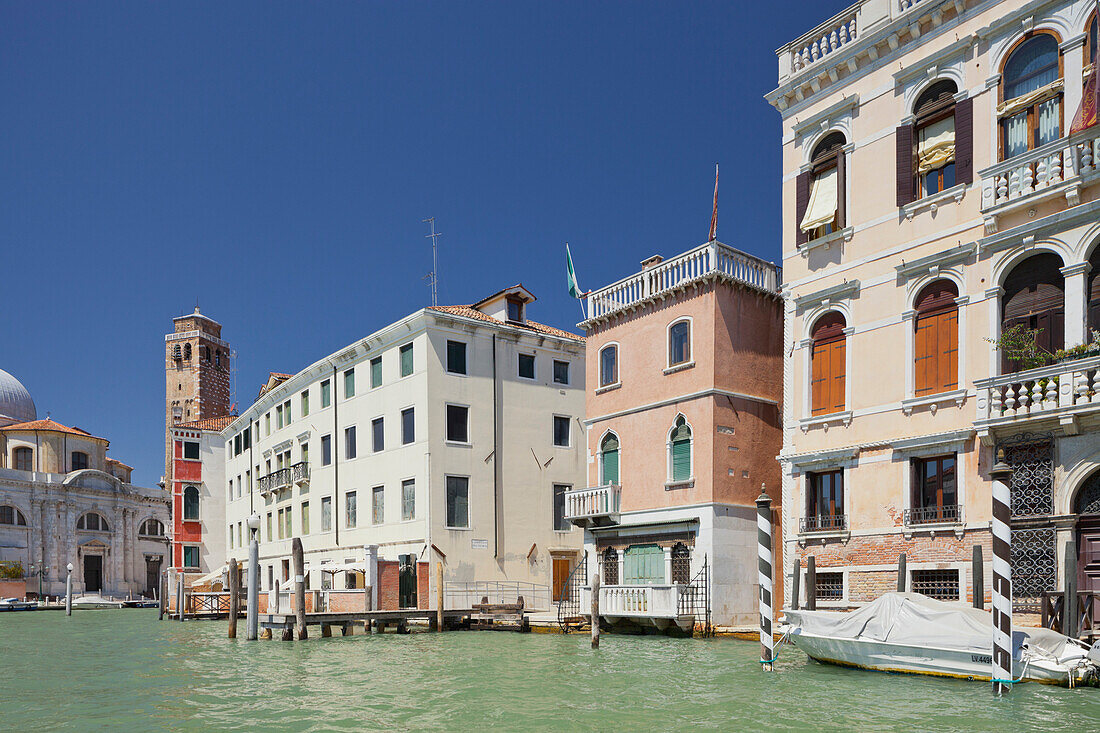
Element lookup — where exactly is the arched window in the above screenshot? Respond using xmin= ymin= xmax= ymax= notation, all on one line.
xmin=798 ymin=132 xmax=846 ymax=242
xmin=139 ymin=519 xmax=164 ymax=537
xmin=13 ymin=447 xmax=33 ymax=472
xmin=599 ymin=345 xmax=618 ymax=387
xmin=172 ymin=344 xmax=182 ymax=360
xmin=914 ymin=280 xmax=960 ymax=396
xmin=1088 ymin=246 xmax=1100 ymax=334
xmin=1000 ymin=33 xmax=1062 ymax=159
xmin=668 ymin=416 xmax=692 ymax=482
xmin=0 ymin=505 xmax=27 ymax=526
xmin=602 ymin=546 xmax=619 ymax=585
xmin=668 ymin=320 xmax=691 ymax=367
xmin=670 ymin=543 xmax=691 ymax=585
xmin=77 ymin=512 xmax=109 ymax=532
xmin=1088 ymin=13 xmax=1098 ymax=70
xmin=184 ymin=486 xmax=200 ymax=520
xmin=914 ymin=80 xmax=959 ymax=197
xmin=71 ymin=451 xmax=88 ymax=471
xmin=1001 ymin=253 xmax=1065 ymax=372
xmin=216 ymin=350 xmax=222 ymax=368
xmin=1075 ymin=469 xmax=1100 ymax=516
xmin=600 ymin=433 xmax=620 ymax=486
xmin=811 ymin=312 xmax=847 ymax=416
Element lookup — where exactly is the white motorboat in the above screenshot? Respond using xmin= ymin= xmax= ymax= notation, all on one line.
xmin=0 ymin=597 xmax=38 ymax=612
xmin=782 ymin=592 xmax=1100 ymax=687
xmin=71 ymin=594 xmax=126 ymax=610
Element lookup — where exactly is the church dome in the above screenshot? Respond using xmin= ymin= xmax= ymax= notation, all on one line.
xmin=0 ymin=369 xmax=37 ymax=425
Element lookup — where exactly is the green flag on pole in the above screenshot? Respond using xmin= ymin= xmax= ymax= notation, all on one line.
xmin=566 ymin=243 xmax=581 ymax=299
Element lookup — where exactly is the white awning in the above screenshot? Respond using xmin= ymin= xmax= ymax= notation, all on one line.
xmin=996 ymin=78 xmax=1063 ymax=118
xmin=190 ymin=564 xmax=228 ymax=587
xmin=917 ymin=116 xmax=955 ymax=174
xmin=304 ymin=562 xmax=368 ymax=574
xmin=799 ymin=167 xmax=838 ymax=234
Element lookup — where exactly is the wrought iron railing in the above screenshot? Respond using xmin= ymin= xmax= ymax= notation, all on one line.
xmin=1041 ymin=591 xmax=1099 ymax=643
xmin=291 ymin=461 xmax=310 ymax=484
xmin=444 ymin=581 xmax=550 ymax=612
xmin=258 ymin=464 xmax=308 ymax=494
xmin=677 ymin=554 xmax=711 ymax=636
xmin=799 ymin=514 xmax=848 ymax=532
xmin=902 ymin=504 xmax=961 ymax=527
xmin=556 ymin=551 xmax=588 ymax=633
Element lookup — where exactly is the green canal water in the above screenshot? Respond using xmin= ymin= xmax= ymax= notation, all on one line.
xmin=2 ymin=611 xmax=1098 ymax=731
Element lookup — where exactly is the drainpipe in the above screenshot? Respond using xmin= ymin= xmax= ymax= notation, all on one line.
xmin=333 ymin=364 xmax=340 ymax=548
xmin=492 ymin=334 xmax=502 ymax=559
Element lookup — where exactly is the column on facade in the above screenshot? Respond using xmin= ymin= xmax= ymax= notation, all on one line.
xmin=48 ymin=501 xmax=61 ymax=584
xmin=663 ymin=546 xmax=673 ymax=585
xmin=616 ymin=549 xmax=625 ymax=585
xmin=1063 ymin=36 xmax=1085 ymax=174
xmin=112 ymin=507 xmax=124 ymax=593
xmin=1062 ymin=262 xmax=1090 ymax=348
xmin=985 ymin=287 xmax=1002 ymax=376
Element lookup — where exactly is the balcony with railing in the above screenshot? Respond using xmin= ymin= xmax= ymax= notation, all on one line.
xmin=902 ymin=504 xmax=961 ymax=527
xmin=979 ymin=126 xmax=1100 ymax=228
xmin=564 ymin=485 xmax=621 ymax=528
xmin=799 ymin=513 xmax=849 ymax=534
xmin=582 ymin=242 xmax=779 ymax=324
xmin=291 ymin=461 xmax=310 ymax=486
xmin=579 ymin=584 xmax=693 ymax=630
xmin=975 ymin=355 xmax=1100 ymax=434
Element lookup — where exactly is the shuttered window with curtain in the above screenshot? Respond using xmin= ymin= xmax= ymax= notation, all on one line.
xmin=810 ymin=312 xmax=847 ymax=416
xmin=669 ymin=417 xmax=692 ymax=482
xmin=1001 ymin=253 xmax=1065 ymax=372
xmin=914 ymin=280 xmax=960 ymax=396
xmin=998 ymin=33 xmax=1062 ymax=160
xmin=600 ymin=434 xmax=620 ymax=485
xmin=798 ymin=132 xmax=845 ymax=240
xmin=898 ymin=80 xmax=972 ymax=206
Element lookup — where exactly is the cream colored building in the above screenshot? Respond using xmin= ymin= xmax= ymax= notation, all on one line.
xmin=221 ymin=287 xmax=586 ymax=608
xmin=770 ymin=0 xmax=1100 ymax=612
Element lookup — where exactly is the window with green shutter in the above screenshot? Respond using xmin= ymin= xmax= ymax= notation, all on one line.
xmin=400 ymin=343 xmax=414 ymax=377
xmin=670 ymin=416 xmax=691 ymax=482
xmin=344 ymin=369 xmax=355 ymax=398
xmin=623 ymin=544 xmax=664 ymax=585
xmin=370 ymin=356 xmax=382 ymax=388
xmin=600 ymin=434 xmax=620 ymax=486
xmin=321 ymin=380 xmax=331 ymax=408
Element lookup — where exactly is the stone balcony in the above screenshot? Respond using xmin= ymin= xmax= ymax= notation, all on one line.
xmin=580 ymin=584 xmax=694 ymax=631
xmin=564 ymin=485 xmax=621 ymax=528
xmin=975 ymin=355 xmax=1100 ymax=440
xmin=979 ymin=127 xmax=1100 ymax=234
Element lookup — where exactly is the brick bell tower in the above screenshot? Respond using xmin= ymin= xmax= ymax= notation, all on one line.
xmin=164 ymin=308 xmax=232 ymax=485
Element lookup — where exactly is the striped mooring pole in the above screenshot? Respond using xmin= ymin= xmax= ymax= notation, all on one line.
xmin=756 ymin=485 xmax=774 ymax=671
xmin=990 ymin=450 xmax=1014 ymax=694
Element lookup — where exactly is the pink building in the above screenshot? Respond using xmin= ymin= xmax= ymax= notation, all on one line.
xmin=565 ymin=242 xmax=783 ymax=629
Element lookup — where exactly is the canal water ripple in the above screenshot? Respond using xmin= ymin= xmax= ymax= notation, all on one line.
xmin=3 ymin=611 xmax=1098 ymax=731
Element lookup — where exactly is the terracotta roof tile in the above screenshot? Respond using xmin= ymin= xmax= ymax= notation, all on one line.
xmin=106 ymin=457 xmax=133 ymax=470
xmin=428 ymin=305 xmax=584 ymax=342
xmin=0 ymin=418 xmax=107 ymax=442
xmin=175 ymin=415 xmax=237 ymax=432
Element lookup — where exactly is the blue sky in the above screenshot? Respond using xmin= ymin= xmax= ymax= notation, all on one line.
xmin=1 ymin=1 xmax=849 ymax=483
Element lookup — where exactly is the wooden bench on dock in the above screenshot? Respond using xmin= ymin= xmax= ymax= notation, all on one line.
xmin=469 ymin=595 xmax=529 ymax=632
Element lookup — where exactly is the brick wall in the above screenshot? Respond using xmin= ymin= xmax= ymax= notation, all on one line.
xmin=378 ymin=560 xmax=399 ymax=610
xmin=417 ymin=562 xmax=429 ymax=609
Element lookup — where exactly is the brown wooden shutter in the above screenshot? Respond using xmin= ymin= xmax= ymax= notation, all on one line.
xmin=896 ymin=124 xmax=914 ymax=207
xmin=915 ymin=315 xmax=936 ymax=395
xmin=836 ymin=151 xmax=847 ymax=229
xmin=954 ymin=97 xmax=973 ymax=184
xmin=830 ymin=338 xmax=847 ymax=413
xmin=940 ymin=308 xmax=959 ymax=392
xmin=795 ymin=171 xmax=811 ymax=246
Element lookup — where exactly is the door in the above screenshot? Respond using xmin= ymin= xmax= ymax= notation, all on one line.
xmin=84 ymin=555 xmax=103 ymax=592
xmin=552 ymin=557 xmax=572 ymax=601
xmin=398 ymin=554 xmax=417 ymax=609
xmin=1078 ymin=518 xmax=1100 ymax=629
xmin=623 ymin=544 xmax=665 ymax=585
xmin=145 ymin=557 xmax=161 ymax=598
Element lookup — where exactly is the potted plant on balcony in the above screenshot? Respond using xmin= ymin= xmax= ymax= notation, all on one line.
xmin=986 ymin=324 xmax=1053 ymax=372
xmin=1053 ymin=330 xmax=1100 ymax=364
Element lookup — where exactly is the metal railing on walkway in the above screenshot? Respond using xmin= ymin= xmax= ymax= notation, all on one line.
xmin=444 ymin=581 xmax=550 ymax=612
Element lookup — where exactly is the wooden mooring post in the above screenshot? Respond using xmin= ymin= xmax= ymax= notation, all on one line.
xmin=756 ymin=486 xmax=774 ymax=671
xmin=972 ymin=545 xmax=984 ymax=610
xmin=228 ymin=558 xmax=240 ymax=639
xmin=791 ymin=558 xmax=801 ymax=611
xmin=990 ymin=452 xmax=1014 ymax=695
xmin=590 ymin=572 xmax=600 ymax=648
xmin=158 ymin=572 xmax=166 ymax=621
xmin=1063 ymin=540 xmax=1077 ymax=639
xmin=806 ymin=556 xmax=816 ymax=611
xmin=897 ymin=553 xmax=907 ymax=593
xmin=293 ymin=538 xmax=307 ymax=641
xmin=436 ymin=562 xmax=444 ymax=633
xmin=177 ymin=577 xmax=185 ymax=622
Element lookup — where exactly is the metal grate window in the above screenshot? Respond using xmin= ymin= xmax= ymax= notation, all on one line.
xmin=911 ymin=569 xmax=959 ymax=601
xmin=815 ymin=571 xmax=843 ymax=600
xmin=1004 ymin=439 xmax=1054 ymax=518
xmin=602 ymin=547 xmax=619 ymax=586
xmin=1011 ymin=526 xmax=1057 ymax=613
xmin=670 ymin=543 xmax=691 ymax=585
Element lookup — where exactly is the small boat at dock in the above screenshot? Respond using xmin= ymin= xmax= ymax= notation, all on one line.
xmin=782 ymin=592 xmax=1100 ymax=687
xmin=0 ymin=597 xmax=39 ymax=612
xmin=71 ymin=594 xmax=126 ymax=610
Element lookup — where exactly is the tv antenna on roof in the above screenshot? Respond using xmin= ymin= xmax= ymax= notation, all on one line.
xmin=423 ymin=217 xmax=441 ymax=307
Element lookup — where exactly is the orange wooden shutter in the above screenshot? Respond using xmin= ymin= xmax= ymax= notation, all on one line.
xmin=830 ymin=338 xmax=846 ymax=413
xmin=940 ymin=309 xmax=959 ymax=392
xmin=915 ymin=315 xmax=935 ymax=395
xmin=811 ymin=341 xmax=828 ymax=415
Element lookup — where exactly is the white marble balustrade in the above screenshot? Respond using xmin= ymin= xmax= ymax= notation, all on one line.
xmin=975 ymin=355 xmax=1100 ymax=424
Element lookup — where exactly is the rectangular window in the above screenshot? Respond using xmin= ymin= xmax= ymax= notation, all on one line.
xmin=401 ymin=408 xmax=415 ymax=445
xmin=446 ymin=476 xmax=469 ymax=528
xmin=266 ymin=512 xmax=273 ymax=542
xmin=600 ymin=346 xmax=618 ymax=387
xmin=321 ymin=379 xmax=331 ymax=408
xmin=233 ymin=435 xmax=242 ymax=456
xmin=284 ymin=506 xmax=292 ymax=538
xmin=345 ymin=426 xmax=357 ymax=460
xmin=321 ymin=434 xmax=332 ymax=466
xmin=372 ymin=485 xmax=384 ymax=524
xmin=910 ymin=454 xmax=958 ymax=524
xmin=553 ymin=416 xmax=571 ymax=447
xmin=321 ymin=496 xmax=332 ymax=532
xmin=372 ymin=417 xmax=384 ymax=452
xmin=446 ymin=405 xmax=469 ymax=443
xmin=814 ymin=571 xmax=843 ymax=600
xmin=228 ymin=525 xmax=234 ymax=549
xmin=228 ymin=479 xmax=234 ymax=502
xmin=402 ymin=479 xmax=415 ymax=520
xmin=301 ymin=389 xmax=310 ymax=417
xmin=805 ymin=470 xmax=845 ymax=531
xmin=184 ymin=441 xmax=200 ymax=460
xmin=183 ymin=546 xmax=199 ymax=569
xmin=447 ymin=340 xmax=467 ymax=375
xmin=911 ymin=569 xmax=959 ymax=601
xmin=345 ymin=491 xmax=357 ymax=528
xmin=237 ymin=523 xmax=242 ymax=547
xmin=278 ymin=404 xmax=285 ymax=429
xmin=553 ymin=484 xmax=570 ymax=531
xmin=283 ymin=400 xmax=291 ymax=426
xmin=553 ymin=359 xmax=570 ymax=384
xmin=370 ymin=356 xmax=382 ymax=388
xmin=400 ymin=343 xmax=414 ymax=377
xmin=265 ymin=412 xmax=271 ymax=436
xmin=243 ymin=428 xmax=251 ymax=450
xmin=301 ymin=444 xmax=309 ymax=469
xmin=518 ymin=353 xmax=535 ymax=379
xmin=301 ymin=502 xmax=310 ymax=535
xmin=277 ymin=508 xmax=285 ymax=539
xmin=344 ymin=369 xmax=355 ymax=399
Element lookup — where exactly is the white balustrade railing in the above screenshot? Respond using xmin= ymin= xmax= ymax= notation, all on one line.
xmin=979 ymin=127 xmax=1100 ymax=213
xmin=564 ymin=485 xmax=621 ymax=520
xmin=580 ymin=584 xmax=686 ymax=619
xmin=584 ymin=242 xmax=778 ymax=321
xmin=975 ymin=355 xmax=1100 ymax=424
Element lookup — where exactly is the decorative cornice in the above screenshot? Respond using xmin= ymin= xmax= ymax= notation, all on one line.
xmin=794 ymin=279 xmax=860 ymax=310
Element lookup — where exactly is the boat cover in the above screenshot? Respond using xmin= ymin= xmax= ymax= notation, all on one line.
xmin=784 ymin=592 xmax=1074 ymax=660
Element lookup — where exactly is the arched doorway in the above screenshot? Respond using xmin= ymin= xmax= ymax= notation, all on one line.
xmin=1073 ymin=470 xmax=1100 ymax=628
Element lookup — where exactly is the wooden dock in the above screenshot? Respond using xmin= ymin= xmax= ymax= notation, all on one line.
xmin=256 ymin=608 xmax=474 ymax=637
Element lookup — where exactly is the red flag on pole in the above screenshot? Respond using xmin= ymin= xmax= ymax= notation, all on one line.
xmin=1071 ymin=8 xmax=1100 ymax=134
xmin=708 ymin=163 xmax=719 ymax=242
